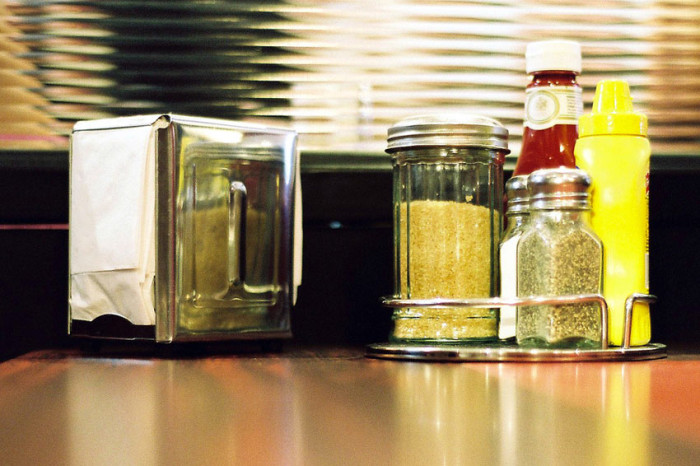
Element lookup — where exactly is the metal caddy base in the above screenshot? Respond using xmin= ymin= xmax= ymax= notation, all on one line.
xmin=366 ymin=293 xmax=666 ymax=362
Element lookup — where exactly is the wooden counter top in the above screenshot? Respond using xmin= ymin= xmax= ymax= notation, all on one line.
xmin=1 ymin=347 xmax=699 ymax=465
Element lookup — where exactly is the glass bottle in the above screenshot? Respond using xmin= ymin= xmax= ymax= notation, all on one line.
xmin=516 ymin=168 xmax=603 ymax=348
xmin=513 ymin=40 xmax=582 ymax=176
xmin=499 ymin=175 xmax=529 ymax=340
xmin=386 ymin=114 xmax=509 ymax=343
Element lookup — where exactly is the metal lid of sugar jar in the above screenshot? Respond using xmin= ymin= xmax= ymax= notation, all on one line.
xmin=385 ymin=113 xmax=510 ymax=154
xmin=527 ymin=167 xmax=591 ymax=210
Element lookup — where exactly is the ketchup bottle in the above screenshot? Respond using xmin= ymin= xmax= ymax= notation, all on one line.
xmin=513 ymin=40 xmax=583 ymax=176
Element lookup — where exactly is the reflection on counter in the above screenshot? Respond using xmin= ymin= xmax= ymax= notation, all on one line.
xmin=394 ymin=363 xmax=500 ymax=464
xmin=1 ymin=351 xmax=699 ymax=465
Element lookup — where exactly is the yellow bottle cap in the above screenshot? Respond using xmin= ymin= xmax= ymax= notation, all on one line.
xmin=578 ymin=80 xmax=648 ymax=137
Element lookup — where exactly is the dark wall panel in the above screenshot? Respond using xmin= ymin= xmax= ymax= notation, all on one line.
xmin=0 ymin=157 xmax=698 ymax=360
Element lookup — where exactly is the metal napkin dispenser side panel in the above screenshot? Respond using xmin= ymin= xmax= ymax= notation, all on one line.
xmin=69 ymin=114 xmax=301 ymax=342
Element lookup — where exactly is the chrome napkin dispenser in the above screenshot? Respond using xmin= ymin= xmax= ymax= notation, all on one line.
xmin=69 ymin=114 xmax=301 ymax=342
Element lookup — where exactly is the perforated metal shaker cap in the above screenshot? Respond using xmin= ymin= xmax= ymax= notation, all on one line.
xmin=505 ymin=175 xmax=529 ymax=214
xmin=527 ymin=168 xmax=591 ymax=210
xmin=386 ymin=114 xmax=510 ymax=153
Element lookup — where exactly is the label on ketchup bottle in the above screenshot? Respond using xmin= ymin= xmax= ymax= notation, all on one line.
xmin=525 ymin=86 xmax=582 ymax=130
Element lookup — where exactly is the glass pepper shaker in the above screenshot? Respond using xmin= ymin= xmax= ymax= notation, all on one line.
xmin=499 ymin=175 xmax=529 ymax=340
xmin=516 ymin=168 xmax=603 ymax=348
xmin=386 ymin=114 xmax=509 ymax=343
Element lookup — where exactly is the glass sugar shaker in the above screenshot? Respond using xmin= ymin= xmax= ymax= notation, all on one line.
xmin=516 ymin=168 xmax=603 ymax=348
xmin=499 ymin=175 xmax=529 ymax=340
xmin=386 ymin=114 xmax=509 ymax=343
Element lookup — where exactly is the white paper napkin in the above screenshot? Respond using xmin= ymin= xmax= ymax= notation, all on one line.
xmin=69 ymin=125 xmax=156 ymax=325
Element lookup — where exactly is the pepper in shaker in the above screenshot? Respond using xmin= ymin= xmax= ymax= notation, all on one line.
xmin=517 ymin=168 xmax=603 ymax=348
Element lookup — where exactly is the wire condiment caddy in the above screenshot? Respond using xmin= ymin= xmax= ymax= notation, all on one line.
xmin=366 ymin=293 xmax=665 ymax=362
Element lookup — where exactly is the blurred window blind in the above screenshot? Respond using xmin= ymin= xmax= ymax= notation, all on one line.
xmin=5 ymin=0 xmax=700 ymax=155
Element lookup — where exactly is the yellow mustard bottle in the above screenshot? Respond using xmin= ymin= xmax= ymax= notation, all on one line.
xmin=575 ymin=80 xmax=651 ymax=346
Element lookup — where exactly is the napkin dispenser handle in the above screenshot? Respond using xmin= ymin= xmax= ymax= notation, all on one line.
xmin=228 ymin=180 xmax=247 ymax=288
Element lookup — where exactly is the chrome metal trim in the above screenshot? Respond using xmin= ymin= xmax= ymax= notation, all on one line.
xmin=382 ymin=294 xmax=610 ymax=349
xmin=365 ymin=342 xmax=667 ymax=363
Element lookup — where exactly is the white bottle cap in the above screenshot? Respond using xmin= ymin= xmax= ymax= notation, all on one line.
xmin=526 ymin=40 xmax=581 ymax=74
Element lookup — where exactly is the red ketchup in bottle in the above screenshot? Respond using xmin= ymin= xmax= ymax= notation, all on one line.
xmin=513 ymin=40 xmax=582 ymax=176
